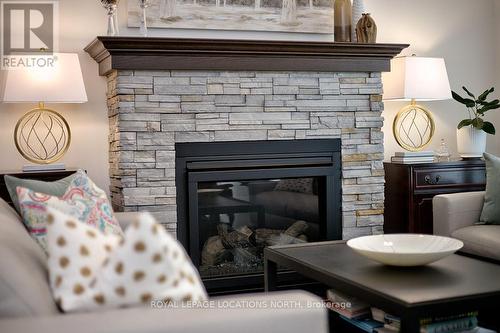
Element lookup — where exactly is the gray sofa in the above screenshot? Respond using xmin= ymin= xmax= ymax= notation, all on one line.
xmin=0 ymin=198 xmax=328 ymax=333
xmin=433 ymin=191 xmax=500 ymax=261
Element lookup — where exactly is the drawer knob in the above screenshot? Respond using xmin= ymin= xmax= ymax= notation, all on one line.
xmin=424 ymin=174 xmax=441 ymax=185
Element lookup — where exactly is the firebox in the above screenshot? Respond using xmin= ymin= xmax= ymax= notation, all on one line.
xmin=175 ymin=139 xmax=342 ymax=293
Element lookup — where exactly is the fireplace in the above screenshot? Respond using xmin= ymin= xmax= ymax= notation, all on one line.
xmin=85 ymin=36 xmax=408 ymax=292
xmin=176 ymin=139 xmax=341 ymax=292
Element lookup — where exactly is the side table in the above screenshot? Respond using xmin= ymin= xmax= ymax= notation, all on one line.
xmin=384 ymin=159 xmax=486 ymax=234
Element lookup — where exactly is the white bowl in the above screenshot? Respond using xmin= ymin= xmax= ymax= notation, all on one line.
xmin=346 ymin=234 xmax=464 ymax=267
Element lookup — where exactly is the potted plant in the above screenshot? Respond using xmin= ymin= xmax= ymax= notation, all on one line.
xmin=452 ymin=87 xmax=499 ymax=158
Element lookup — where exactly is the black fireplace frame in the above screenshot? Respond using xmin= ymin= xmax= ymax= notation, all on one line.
xmin=175 ymin=139 xmax=342 ymax=293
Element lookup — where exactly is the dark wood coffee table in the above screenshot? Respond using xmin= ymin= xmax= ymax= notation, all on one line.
xmin=264 ymin=241 xmax=500 ymax=332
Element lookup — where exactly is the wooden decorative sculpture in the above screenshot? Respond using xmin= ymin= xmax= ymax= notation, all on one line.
xmin=356 ymin=13 xmax=377 ymax=43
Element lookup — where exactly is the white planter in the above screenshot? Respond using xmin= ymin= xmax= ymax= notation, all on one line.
xmin=456 ymin=126 xmax=487 ymax=158
xmin=351 ymin=0 xmax=365 ymax=42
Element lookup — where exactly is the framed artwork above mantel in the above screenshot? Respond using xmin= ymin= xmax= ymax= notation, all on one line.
xmin=127 ymin=0 xmax=334 ymax=33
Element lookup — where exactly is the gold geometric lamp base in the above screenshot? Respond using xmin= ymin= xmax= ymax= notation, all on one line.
xmin=393 ymin=100 xmax=435 ymax=152
xmin=14 ymin=102 xmax=71 ymax=165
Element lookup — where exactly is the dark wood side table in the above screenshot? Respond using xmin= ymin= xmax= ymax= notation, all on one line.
xmin=384 ymin=159 xmax=486 ymax=234
xmin=0 ymin=169 xmax=78 ymax=207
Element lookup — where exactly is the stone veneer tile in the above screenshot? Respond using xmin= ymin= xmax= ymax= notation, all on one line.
xmin=107 ymin=70 xmax=385 ymax=239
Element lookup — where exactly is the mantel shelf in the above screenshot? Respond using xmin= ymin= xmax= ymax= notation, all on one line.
xmin=84 ymin=36 xmax=409 ymax=76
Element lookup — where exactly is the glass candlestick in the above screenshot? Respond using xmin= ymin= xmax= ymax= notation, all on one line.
xmin=139 ymin=0 xmax=152 ymax=37
xmin=436 ymin=138 xmax=451 ymax=162
xmin=107 ymin=5 xmax=117 ymax=36
xmin=101 ymin=0 xmax=120 ymax=36
xmin=113 ymin=8 xmax=120 ymax=35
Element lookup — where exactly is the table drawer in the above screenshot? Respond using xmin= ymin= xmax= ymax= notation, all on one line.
xmin=414 ymin=167 xmax=486 ymax=189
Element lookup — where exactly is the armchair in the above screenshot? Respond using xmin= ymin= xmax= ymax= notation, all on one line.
xmin=433 ymin=191 xmax=500 ymax=262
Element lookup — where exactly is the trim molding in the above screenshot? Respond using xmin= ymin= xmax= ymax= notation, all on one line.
xmin=84 ymin=36 xmax=409 ymax=76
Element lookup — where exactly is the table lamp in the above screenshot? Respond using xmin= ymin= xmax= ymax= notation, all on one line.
xmin=2 ymin=53 xmax=87 ymax=169
xmin=383 ymin=55 xmax=451 ymax=151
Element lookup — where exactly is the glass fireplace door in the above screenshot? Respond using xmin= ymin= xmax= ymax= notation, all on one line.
xmin=187 ymin=166 xmax=339 ymax=280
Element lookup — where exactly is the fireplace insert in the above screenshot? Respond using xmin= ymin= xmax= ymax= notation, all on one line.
xmin=176 ymin=139 xmax=342 ymax=293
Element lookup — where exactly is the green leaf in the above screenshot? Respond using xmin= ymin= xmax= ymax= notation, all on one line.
xmin=472 ymin=117 xmax=484 ymax=129
xmin=452 ymin=91 xmax=476 ymax=107
xmin=482 ymin=121 xmax=496 ymax=135
xmin=457 ymin=119 xmax=473 ymax=129
xmin=477 ymin=87 xmax=494 ymax=102
xmin=462 ymin=86 xmax=476 ymax=99
xmin=478 ymin=102 xmax=500 ymax=114
xmin=479 ymin=99 xmax=499 ymax=106
xmin=452 ymin=90 xmax=466 ymax=103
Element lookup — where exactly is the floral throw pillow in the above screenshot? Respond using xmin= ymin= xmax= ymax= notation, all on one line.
xmin=46 ymin=207 xmax=207 ymax=312
xmin=17 ymin=170 xmax=123 ymax=253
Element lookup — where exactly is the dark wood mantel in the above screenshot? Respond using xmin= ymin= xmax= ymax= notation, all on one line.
xmin=84 ymin=36 xmax=408 ymax=76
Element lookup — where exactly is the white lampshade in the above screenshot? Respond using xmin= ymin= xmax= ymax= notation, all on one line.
xmin=383 ymin=56 xmax=452 ymax=101
xmin=2 ymin=53 xmax=87 ymax=103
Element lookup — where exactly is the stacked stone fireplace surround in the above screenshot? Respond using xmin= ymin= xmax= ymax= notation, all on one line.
xmin=106 ymin=69 xmax=385 ymax=240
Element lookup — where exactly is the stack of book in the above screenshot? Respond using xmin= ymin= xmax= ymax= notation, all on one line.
xmin=377 ymin=312 xmax=400 ymax=332
xmin=326 ymin=291 xmax=495 ymax=333
xmin=391 ymin=151 xmax=435 ymax=164
xmin=326 ymin=290 xmax=383 ymax=332
xmin=419 ymin=312 xmax=483 ymax=333
xmin=326 ymin=289 xmax=370 ymax=319
xmin=372 ymin=308 xmax=494 ymax=333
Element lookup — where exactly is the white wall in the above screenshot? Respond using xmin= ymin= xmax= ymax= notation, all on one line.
xmin=0 ymin=0 xmax=110 ymax=190
xmin=370 ymin=0 xmax=499 ymax=159
xmin=0 ymin=0 xmax=498 ymax=192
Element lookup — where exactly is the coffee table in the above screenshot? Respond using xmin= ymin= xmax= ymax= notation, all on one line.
xmin=264 ymin=241 xmax=500 ymax=332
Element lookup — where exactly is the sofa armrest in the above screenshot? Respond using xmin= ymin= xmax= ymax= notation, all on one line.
xmin=433 ymin=191 xmax=485 ymax=236
xmin=248 ymin=181 xmax=278 ymax=197
xmin=0 ymin=291 xmax=328 ymax=333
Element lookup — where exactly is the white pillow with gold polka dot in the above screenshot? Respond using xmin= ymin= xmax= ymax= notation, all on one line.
xmin=46 ymin=207 xmax=208 ymax=312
